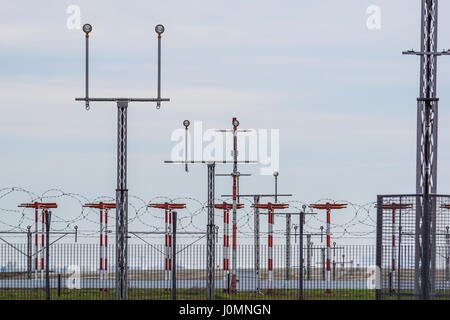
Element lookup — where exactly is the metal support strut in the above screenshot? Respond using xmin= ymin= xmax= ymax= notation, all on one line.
xmin=206 ymin=163 xmax=216 ymax=299
xmin=116 ymin=101 xmax=128 ymax=300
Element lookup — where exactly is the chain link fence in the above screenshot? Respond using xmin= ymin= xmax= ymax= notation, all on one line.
xmin=0 ymin=243 xmax=388 ymax=300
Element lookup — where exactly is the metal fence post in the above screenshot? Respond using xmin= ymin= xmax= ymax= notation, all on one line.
xmin=446 ymin=226 xmax=450 ymax=281
xmin=306 ymin=235 xmax=311 ymax=280
xmin=299 ymin=209 xmax=304 ymax=300
xmin=375 ymin=195 xmax=383 ymax=300
xmin=321 ymin=248 xmax=325 ymax=281
xmin=206 ymin=163 xmax=215 ymax=299
xmin=58 ymin=274 xmax=61 ymax=298
xmin=27 ymin=226 xmax=32 ymax=280
xmin=332 ymin=242 xmax=336 ymax=281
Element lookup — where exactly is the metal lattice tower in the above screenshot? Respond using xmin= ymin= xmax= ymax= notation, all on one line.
xmin=403 ymin=0 xmax=450 ymax=299
xmin=75 ymin=23 xmax=170 ymax=300
xmin=116 ymin=102 xmax=128 ymax=300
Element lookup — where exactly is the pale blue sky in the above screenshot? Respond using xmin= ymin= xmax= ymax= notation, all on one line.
xmin=1 ymin=1 xmax=450 ymax=245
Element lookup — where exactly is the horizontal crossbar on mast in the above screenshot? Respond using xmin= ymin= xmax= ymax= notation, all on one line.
xmin=259 ymin=211 xmax=317 ymax=215
xmin=375 ymin=203 xmax=412 ymax=210
xmin=165 ymin=160 xmax=257 ymax=164
xmin=252 ymin=203 xmax=289 ymax=209
xmin=216 ymin=173 xmax=251 ymax=176
xmin=221 ymin=194 xmax=292 ymax=197
xmin=310 ymin=203 xmax=347 ymax=210
xmin=402 ymin=50 xmax=450 ymax=56
xmin=215 ymin=129 xmax=254 ymax=132
xmin=75 ymin=97 xmax=170 ymax=102
xmin=18 ymin=202 xmax=58 ymax=209
xmin=148 ymin=203 xmax=186 ymax=209
xmin=83 ymin=202 xmax=116 ymax=209
xmin=213 ymin=203 xmax=245 ymax=210
xmin=129 ymin=231 xmax=205 ymax=235
xmin=0 ymin=231 xmax=77 ymax=235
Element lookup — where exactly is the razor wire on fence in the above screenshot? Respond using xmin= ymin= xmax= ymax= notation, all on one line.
xmin=0 ymin=187 xmax=377 ymax=244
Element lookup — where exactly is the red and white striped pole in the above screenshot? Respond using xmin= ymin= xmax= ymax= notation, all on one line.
xmin=104 ymin=208 xmax=108 ymax=287
xmin=99 ymin=207 xmax=104 ymax=288
xmin=223 ymin=206 xmax=229 ymax=283
xmin=18 ymin=203 xmax=58 ymax=280
xmin=164 ymin=206 xmax=169 ymax=281
xmin=41 ymin=208 xmax=45 ymax=280
xmin=231 ymin=117 xmax=239 ymax=293
xmin=214 ymin=202 xmax=243 ymax=293
xmin=326 ymin=207 xmax=331 ymax=294
xmin=251 ymin=202 xmax=288 ymax=294
xmin=309 ymin=202 xmax=347 ymax=294
xmin=168 ymin=208 xmax=173 ymax=279
xmin=34 ymin=207 xmax=38 ymax=280
xmin=148 ymin=203 xmax=186 ymax=285
xmin=268 ymin=205 xmax=274 ymax=289
xmin=83 ymin=202 xmax=115 ymax=291
xmin=375 ymin=203 xmax=412 ymax=293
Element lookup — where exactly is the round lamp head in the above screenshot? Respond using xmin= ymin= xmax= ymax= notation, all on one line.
xmin=232 ymin=119 xmax=240 ymax=127
xmin=183 ymin=120 xmax=190 ymax=128
xmin=82 ymin=23 xmax=92 ymax=36
xmin=273 ymin=171 xmax=279 ymax=177
xmin=155 ymin=24 xmax=165 ymax=36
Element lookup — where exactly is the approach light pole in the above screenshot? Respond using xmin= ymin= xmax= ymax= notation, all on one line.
xmin=402 ymin=0 xmax=450 ymax=300
xmin=309 ymin=202 xmax=347 ymax=294
xmin=45 ymin=210 xmax=52 ymax=300
xmin=173 ymin=117 xmax=255 ymax=295
xmin=75 ymin=23 xmax=170 ymax=300
xmin=183 ymin=120 xmax=190 ymax=172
